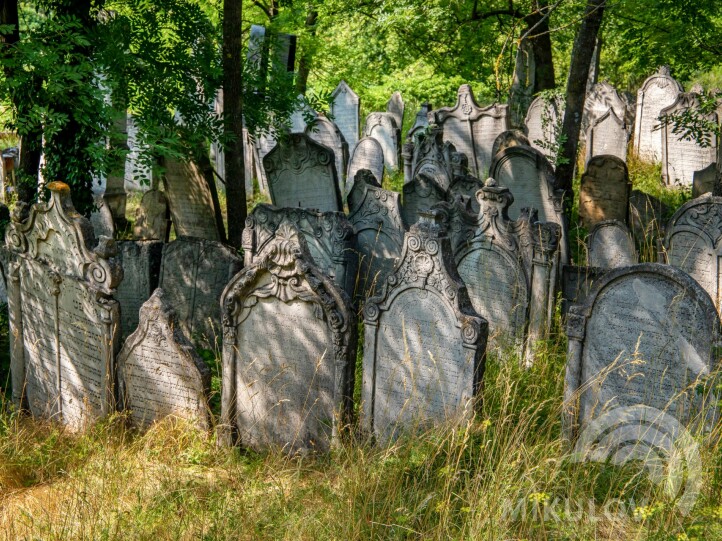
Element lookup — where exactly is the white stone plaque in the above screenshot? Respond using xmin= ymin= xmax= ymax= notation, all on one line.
xmin=587 ymin=220 xmax=637 ymax=269
xmin=331 ymin=81 xmax=360 ymax=152
xmin=363 ymin=112 xmax=401 ymax=171
xmin=633 ymin=67 xmax=683 ymax=162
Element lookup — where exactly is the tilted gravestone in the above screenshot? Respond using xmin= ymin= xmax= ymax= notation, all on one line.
xmin=362 ymin=211 xmax=488 ymax=441
xmin=563 ymin=264 xmax=721 ymax=440
xmin=263 ymin=133 xmax=342 ymax=213
xmin=133 ymin=189 xmax=169 ymax=241
xmin=219 ymin=222 xmax=357 ymax=452
xmin=347 ymin=170 xmax=405 ymax=298
xmin=406 ymin=102 xmax=432 ymax=143
xmin=585 ymin=108 xmax=629 ymax=164
xmin=386 ymin=91 xmax=405 ymax=133
xmin=363 ymin=112 xmax=402 ymax=171
xmin=158 ymin=237 xmax=243 ymax=348
xmin=587 ymin=220 xmax=637 ymax=269
xmin=117 ymin=289 xmax=211 ymax=430
xmin=430 ymin=84 xmax=509 ymax=178
xmin=330 ymin=80 xmax=360 ymax=152
xmin=6 ymin=182 xmax=123 ymax=428
xmin=115 ymin=240 xmax=163 ymax=340
xmin=448 ymin=152 xmax=484 ymax=208
xmin=661 ymin=92 xmax=718 ymax=187
xmin=634 ymin=66 xmax=683 ymax=162
xmin=346 ymin=137 xmax=385 ymax=194
xmin=581 ymin=81 xmax=630 ymax=142
xmin=579 ymin=155 xmax=631 ymax=229
xmin=693 ymin=163 xmax=717 ymax=198
xmin=242 ymin=203 xmax=358 ymax=298
xmin=401 ymin=173 xmax=449 ymax=229
xmin=662 ymin=194 xmax=722 ymax=311
xmin=405 ymin=126 xmax=455 ymax=189
xmin=305 ymin=115 xmax=349 ymax=193
xmin=524 ymin=94 xmax=564 ymax=162
xmin=491 ymin=129 xmax=531 ymax=160
xmin=162 ymin=157 xmax=220 ymax=241
xmin=90 ymin=195 xmax=116 ymax=239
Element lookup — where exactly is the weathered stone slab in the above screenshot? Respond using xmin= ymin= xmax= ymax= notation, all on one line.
xmin=219 ymin=222 xmax=356 ymax=452
xmin=346 ymin=137 xmax=385 ymax=193
xmin=115 ymin=240 xmax=163 ymax=340
xmin=582 ymin=81 xmax=630 ymax=142
xmin=401 ymin=173 xmax=448 ymax=229
xmin=430 ymin=85 xmax=509 ymax=178
xmin=362 ymin=211 xmax=487 ymax=441
xmin=158 ymin=237 xmax=242 ymax=348
xmin=331 ymin=81 xmax=360 ymax=152
xmin=242 ymin=203 xmax=358 ymax=298
xmin=661 ymin=92 xmax=717 ymax=187
xmin=492 ymin=130 xmax=531 ymax=160
xmin=162 ymin=157 xmax=220 ymax=241
xmin=386 ymin=91 xmax=405 ymax=132
xmin=6 ymin=182 xmax=122 ymax=429
xmin=124 ymin=115 xmax=153 ymax=192
xmin=406 ymin=126 xmax=455 ymax=189
xmin=524 ymin=95 xmax=564 ymax=162
xmin=347 ymin=170 xmax=404 ymax=298
xmin=634 ymin=66 xmax=683 ymax=162
xmin=305 ymin=115 xmax=349 ymax=193
xmin=90 ymin=195 xmax=116 ymax=239
xmin=560 ymin=265 xmax=608 ymax=317
xmin=118 ymin=289 xmax=211 ymax=429
xmin=406 ymin=102 xmax=432 ymax=143
xmin=509 ymin=37 xmax=535 ymax=128
xmin=563 ymin=264 xmax=721 ymax=440
xmin=585 ymin=108 xmax=629 ymax=163
xmin=263 ymin=133 xmax=342 ymax=213
xmin=363 ymin=112 xmax=401 ymax=172
xmin=579 ymin=155 xmax=631 ymax=229
xmin=693 ymin=163 xmax=717 ymax=198
xmin=587 ymin=220 xmax=637 ymax=268
xmin=133 ymin=189 xmax=169 ymax=241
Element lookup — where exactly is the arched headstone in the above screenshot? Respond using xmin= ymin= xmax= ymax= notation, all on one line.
xmin=346 ymin=137 xmax=385 ymax=193
xmin=633 ymin=66 xmax=683 ymax=162
xmin=363 ymin=112 xmax=402 ymax=171
xmin=587 ymin=220 xmax=637 ymax=268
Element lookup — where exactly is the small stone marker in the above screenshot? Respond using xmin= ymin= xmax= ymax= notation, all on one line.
xmin=115 ymin=240 xmax=163 ymax=339
xmin=431 ymin=85 xmax=509 ymax=178
xmin=118 ymin=289 xmax=211 ymax=430
xmin=242 ymin=203 xmax=358 ymax=298
xmin=362 ymin=210 xmax=488 ymax=441
xmin=491 ymin=130 xmax=531 ymax=159
xmin=585 ymin=108 xmax=629 ymax=163
xmin=407 ymin=126 xmax=455 ymax=189
xmin=448 ymin=152 xmax=485 ymax=207
xmin=582 ymin=81 xmax=630 ymax=142
xmin=159 ymin=237 xmax=243 ymax=348
xmin=219 ymin=222 xmax=356 ymax=452
xmin=346 ymin=137 xmax=385 ymax=193
xmin=347 ymin=170 xmax=405 ymax=298
xmin=386 ymin=91 xmax=405 ymax=132
xmin=133 ymin=189 xmax=169 ymax=241
xmin=634 ymin=66 xmax=683 ymax=162
xmin=331 ymin=80 xmax=360 ymax=151
xmin=305 ymin=115 xmax=349 ymax=192
xmin=162 ymin=157 xmax=220 ymax=240
xmin=693 ymin=163 xmax=717 ymax=198
xmin=363 ymin=112 xmax=402 ymax=171
xmin=263 ymin=133 xmax=342 ymax=212
xmin=406 ymin=102 xmax=432 ymax=142
xmin=587 ymin=220 xmax=637 ymax=268
xmin=401 ymin=173 xmax=448 ymax=229
xmin=524 ymin=95 xmax=564 ymax=161
xmin=90 ymin=195 xmax=116 ymax=239
xmin=579 ymin=155 xmax=631 ymax=229
xmin=6 ymin=182 xmax=123 ymax=428
xmin=563 ymin=264 xmax=721 ymax=439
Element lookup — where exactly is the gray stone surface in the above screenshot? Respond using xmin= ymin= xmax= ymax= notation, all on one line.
xmin=582 ymin=81 xmax=630 ymax=142
xmin=263 ymin=133 xmax=342 ymax=213
xmin=5 ymin=182 xmax=123 ymax=429
xmin=158 ymin=237 xmax=242 ymax=348
xmin=430 ymin=85 xmax=509 ymax=178
xmin=407 ymin=126 xmax=455 ymax=189
xmin=90 ymin=195 xmax=116 ymax=240
xmin=693 ymin=162 xmax=717 ymax=198
xmin=242 ymin=203 xmax=358 ymax=298
xmin=585 ymin=108 xmax=629 ymax=163
xmin=117 ymin=289 xmax=211 ymax=430
xmin=579 ymin=155 xmax=631 ymax=229
xmin=406 ymin=102 xmax=432 ymax=142
xmin=116 ymin=240 xmax=163 ymax=340
xmin=587 ymin=220 xmax=637 ymax=268
xmin=346 ymin=137 xmax=385 ymax=194
xmin=386 ymin=91 xmax=405 ymax=133
xmin=305 ymin=115 xmax=349 ymax=192
xmin=331 ymin=81 xmax=360 ymax=152
xmin=348 ymin=170 xmax=405 ymax=298
xmin=634 ymin=66 xmax=683 ymax=162
xmin=363 ymin=112 xmax=402 ymax=171
xmin=491 ymin=130 xmax=531 ymax=160
xmin=560 ymin=265 xmax=608 ymax=317
xmin=563 ymin=264 xmax=721 ymax=439
xmin=219 ymin=222 xmax=356 ymax=452
xmin=524 ymin=95 xmax=564 ymax=162
xmin=133 ymin=189 xmax=169 ymax=241
xmin=401 ymin=173 xmax=448 ymax=229
xmin=362 ymin=211 xmax=487 ymax=441
xmin=124 ymin=114 xmax=153 ymax=192
xmin=509 ymin=37 xmax=535 ymax=128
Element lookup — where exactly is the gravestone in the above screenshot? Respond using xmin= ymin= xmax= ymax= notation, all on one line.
xmin=509 ymin=37 xmax=535 ymax=128
xmin=346 ymin=137 xmax=385 ymax=193
xmin=124 ymin=115 xmax=153 ymax=192
xmin=563 ymin=264 xmax=721 ymax=439
xmin=579 ymin=155 xmax=631 ymax=229
xmin=525 ymin=95 xmax=564 ymax=162
xmin=347 ymin=170 xmax=405 ymax=298
xmin=448 ymin=152 xmax=484 ymax=208
xmin=364 ymin=112 xmax=402 ymax=171
xmin=401 ymin=173 xmax=448 ymax=229
xmin=219 ymin=222 xmax=356 ymax=452
xmin=585 ymin=108 xmax=629 ymax=163
xmin=330 ymin=81 xmax=360 ymax=151
xmin=159 ymin=237 xmax=243 ymax=348
xmin=661 ymin=92 xmax=718 ymax=187
xmin=117 ymin=289 xmax=211 ymax=430
xmin=406 ymin=126 xmax=455 ymax=189
xmin=431 ymin=85 xmax=509 ymax=178
xmin=242 ymin=203 xmax=358 ymax=298
xmin=491 ymin=130 xmax=531 ymax=160
xmin=289 ymin=96 xmax=317 ymax=133
xmin=162 ymin=157 xmax=220 ymax=241
xmin=582 ymin=81 xmax=630 ymax=141
xmin=263 ymin=133 xmax=342 ymax=212
xmin=5 ymin=182 xmax=123 ymax=428
xmin=90 ymin=195 xmax=116 ymax=239
xmin=629 ymin=190 xmax=668 ymax=242
xmin=115 ymin=240 xmax=163 ymax=340
xmin=104 ymin=112 xmax=128 ymax=225
xmin=305 ymin=115 xmax=349 ymax=192
xmin=693 ymin=163 xmax=717 ymax=198
xmin=133 ymin=190 xmax=169 ymax=241
xmin=406 ymin=102 xmax=432 ymax=142
xmin=663 ymin=194 xmax=722 ymax=311
xmin=362 ymin=211 xmax=488 ymax=441
xmin=560 ymin=265 xmax=609 ymax=317
xmin=386 ymin=91 xmax=405 ymax=132
xmin=634 ymin=66 xmax=683 ymax=162
xmin=587 ymin=220 xmax=637 ymax=269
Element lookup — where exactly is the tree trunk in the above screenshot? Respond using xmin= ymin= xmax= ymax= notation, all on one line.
xmin=527 ymin=0 xmax=556 ymax=93
xmin=223 ymin=0 xmax=246 ymax=248
xmin=555 ymin=0 xmax=606 ymax=218
xmin=295 ymin=10 xmax=318 ymax=95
